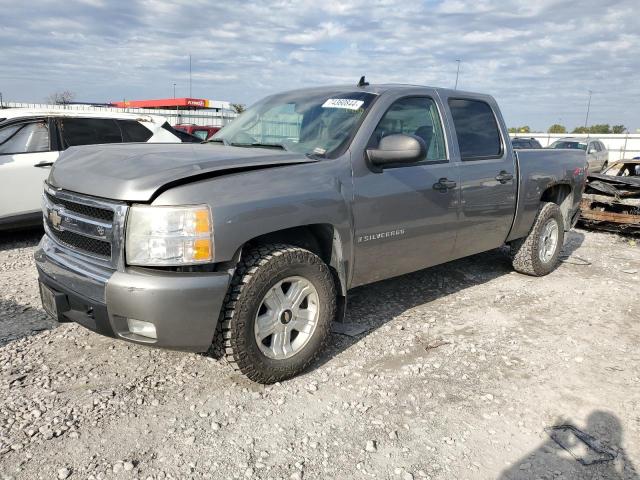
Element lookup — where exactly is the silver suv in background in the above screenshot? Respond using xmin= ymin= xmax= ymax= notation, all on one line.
xmin=549 ymin=137 xmax=609 ymax=173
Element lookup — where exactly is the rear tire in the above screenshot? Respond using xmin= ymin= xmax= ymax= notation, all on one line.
xmin=218 ymin=244 xmax=336 ymax=384
xmin=510 ymin=202 xmax=564 ymax=276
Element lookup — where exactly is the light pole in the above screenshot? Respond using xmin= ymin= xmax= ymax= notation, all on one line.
xmin=454 ymin=60 xmax=461 ymax=90
xmin=189 ymin=54 xmax=192 ymax=98
xmin=584 ymin=89 xmax=592 ymax=130
xmin=173 ymin=83 xmax=176 ymax=99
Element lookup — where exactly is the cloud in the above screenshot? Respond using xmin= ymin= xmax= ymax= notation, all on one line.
xmin=0 ymin=0 xmax=638 ymax=131
xmin=282 ymin=22 xmax=345 ymax=45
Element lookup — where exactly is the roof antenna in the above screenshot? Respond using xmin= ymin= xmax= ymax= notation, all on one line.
xmin=357 ymin=76 xmax=369 ymax=87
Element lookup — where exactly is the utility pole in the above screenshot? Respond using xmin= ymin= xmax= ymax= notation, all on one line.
xmin=584 ymin=89 xmax=592 ymax=129
xmin=0 ymin=91 xmax=3 ymax=109
xmin=454 ymin=60 xmax=461 ymax=90
xmin=189 ymin=54 xmax=192 ymax=98
xmin=173 ymin=83 xmax=176 ymax=99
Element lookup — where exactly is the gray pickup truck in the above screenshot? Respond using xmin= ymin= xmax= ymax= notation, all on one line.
xmin=35 ymin=82 xmax=587 ymax=383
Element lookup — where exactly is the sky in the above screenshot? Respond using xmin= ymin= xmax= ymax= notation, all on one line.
xmin=1 ymin=0 xmax=639 ymax=132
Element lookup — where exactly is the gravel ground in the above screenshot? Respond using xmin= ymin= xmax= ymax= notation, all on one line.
xmin=0 ymin=227 xmax=639 ymax=480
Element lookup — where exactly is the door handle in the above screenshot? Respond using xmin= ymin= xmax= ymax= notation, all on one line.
xmin=34 ymin=161 xmax=54 ymax=168
xmin=433 ymin=178 xmax=457 ymax=192
xmin=495 ymin=171 xmax=513 ymax=184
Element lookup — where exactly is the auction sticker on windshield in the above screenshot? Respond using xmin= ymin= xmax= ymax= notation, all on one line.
xmin=322 ymin=98 xmax=365 ymax=110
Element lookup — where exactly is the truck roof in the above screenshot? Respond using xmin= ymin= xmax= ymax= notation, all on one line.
xmin=266 ymin=83 xmax=495 ymax=101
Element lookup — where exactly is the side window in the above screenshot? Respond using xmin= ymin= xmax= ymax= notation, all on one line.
xmin=369 ymin=97 xmax=446 ymax=162
xmin=118 ymin=120 xmax=153 ymax=142
xmin=598 ymin=141 xmax=606 ymax=152
xmin=60 ymin=118 xmax=123 ymax=148
xmin=0 ymin=121 xmax=50 ymax=155
xmin=448 ymin=98 xmax=502 ymax=160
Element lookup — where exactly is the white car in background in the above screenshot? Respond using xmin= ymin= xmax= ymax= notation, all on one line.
xmin=0 ymin=109 xmax=184 ymax=230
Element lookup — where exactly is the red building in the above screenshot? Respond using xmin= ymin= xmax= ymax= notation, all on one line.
xmin=112 ymin=98 xmax=227 ymax=110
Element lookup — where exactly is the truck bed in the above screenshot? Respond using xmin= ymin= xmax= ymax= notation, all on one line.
xmin=508 ymin=149 xmax=587 ymax=241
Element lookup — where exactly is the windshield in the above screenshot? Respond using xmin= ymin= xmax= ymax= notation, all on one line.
xmin=550 ymin=140 xmax=587 ymax=151
xmin=211 ymin=90 xmax=377 ymax=157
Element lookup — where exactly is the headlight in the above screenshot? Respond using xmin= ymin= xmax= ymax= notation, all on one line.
xmin=126 ymin=205 xmax=213 ymax=266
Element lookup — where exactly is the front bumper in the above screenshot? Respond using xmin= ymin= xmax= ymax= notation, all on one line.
xmin=35 ymin=235 xmax=231 ymax=352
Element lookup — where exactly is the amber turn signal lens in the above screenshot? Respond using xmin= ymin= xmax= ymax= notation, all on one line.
xmin=194 ymin=209 xmax=211 ymax=234
xmin=192 ymin=238 xmax=212 ymax=261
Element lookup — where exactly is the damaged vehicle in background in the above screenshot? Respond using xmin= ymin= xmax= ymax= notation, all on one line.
xmin=579 ymin=160 xmax=640 ymax=234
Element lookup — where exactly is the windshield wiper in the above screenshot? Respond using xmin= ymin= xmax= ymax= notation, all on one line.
xmin=230 ymin=142 xmax=286 ymax=150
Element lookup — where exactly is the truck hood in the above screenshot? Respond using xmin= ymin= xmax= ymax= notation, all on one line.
xmin=48 ymin=143 xmax=318 ymax=202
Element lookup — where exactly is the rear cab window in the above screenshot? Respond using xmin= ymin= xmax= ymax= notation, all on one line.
xmin=118 ymin=120 xmax=153 ymax=142
xmin=448 ymin=98 xmax=503 ymax=160
xmin=193 ymin=130 xmax=209 ymax=140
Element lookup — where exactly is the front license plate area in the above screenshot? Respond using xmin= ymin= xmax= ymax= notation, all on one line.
xmin=39 ymin=282 xmax=58 ymax=319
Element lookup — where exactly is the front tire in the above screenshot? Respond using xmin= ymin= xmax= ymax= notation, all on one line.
xmin=219 ymin=244 xmax=336 ymax=383
xmin=510 ymin=202 xmax=564 ymax=276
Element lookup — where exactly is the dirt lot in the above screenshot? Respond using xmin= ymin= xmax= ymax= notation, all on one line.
xmin=0 ymin=228 xmax=639 ymax=480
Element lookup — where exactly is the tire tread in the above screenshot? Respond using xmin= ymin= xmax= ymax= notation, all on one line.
xmin=511 ymin=202 xmax=564 ymax=276
xmin=216 ymin=243 xmax=336 ymax=383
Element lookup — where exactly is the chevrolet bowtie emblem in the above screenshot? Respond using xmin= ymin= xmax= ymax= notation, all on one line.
xmin=49 ymin=209 xmax=62 ymax=230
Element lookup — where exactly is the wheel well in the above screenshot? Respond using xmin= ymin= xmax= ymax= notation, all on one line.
xmin=248 ymin=224 xmax=335 ymax=265
xmin=247 ymin=224 xmax=342 ymax=284
xmin=540 ymin=184 xmax=572 ymax=229
xmin=244 ymin=224 xmax=347 ymax=318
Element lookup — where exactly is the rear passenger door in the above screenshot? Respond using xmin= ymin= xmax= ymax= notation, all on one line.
xmin=445 ymin=97 xmax=517 ymax=258
xmin=596 ymin=141 xmax=608 ymax=170
xmin=586 ymin=141 xmax=600 ymax=172
xmin=600 ymin=141 xmax=609 ymax=168
xmin=0 ymin=119 xmax=58 ymax=220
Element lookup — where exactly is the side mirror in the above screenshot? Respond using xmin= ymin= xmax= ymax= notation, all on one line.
xmin=366 ymin=134 xmax=426 ymax=170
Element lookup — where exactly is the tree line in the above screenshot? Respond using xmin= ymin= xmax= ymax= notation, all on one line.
xmin=509 ymin=124 xmax=627 ymax=134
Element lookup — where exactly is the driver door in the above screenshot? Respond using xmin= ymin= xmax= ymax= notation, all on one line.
xmin=351 ymin=96 xmax=460 ymax=286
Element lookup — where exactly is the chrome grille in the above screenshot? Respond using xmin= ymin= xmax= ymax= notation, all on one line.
xmin=43 ymin=185 xmax=128 ymax=270
xmin=45 ymin=192 xmax=114 ymax=222
xmin=47 ymin=228 xmax=112 ymax=258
